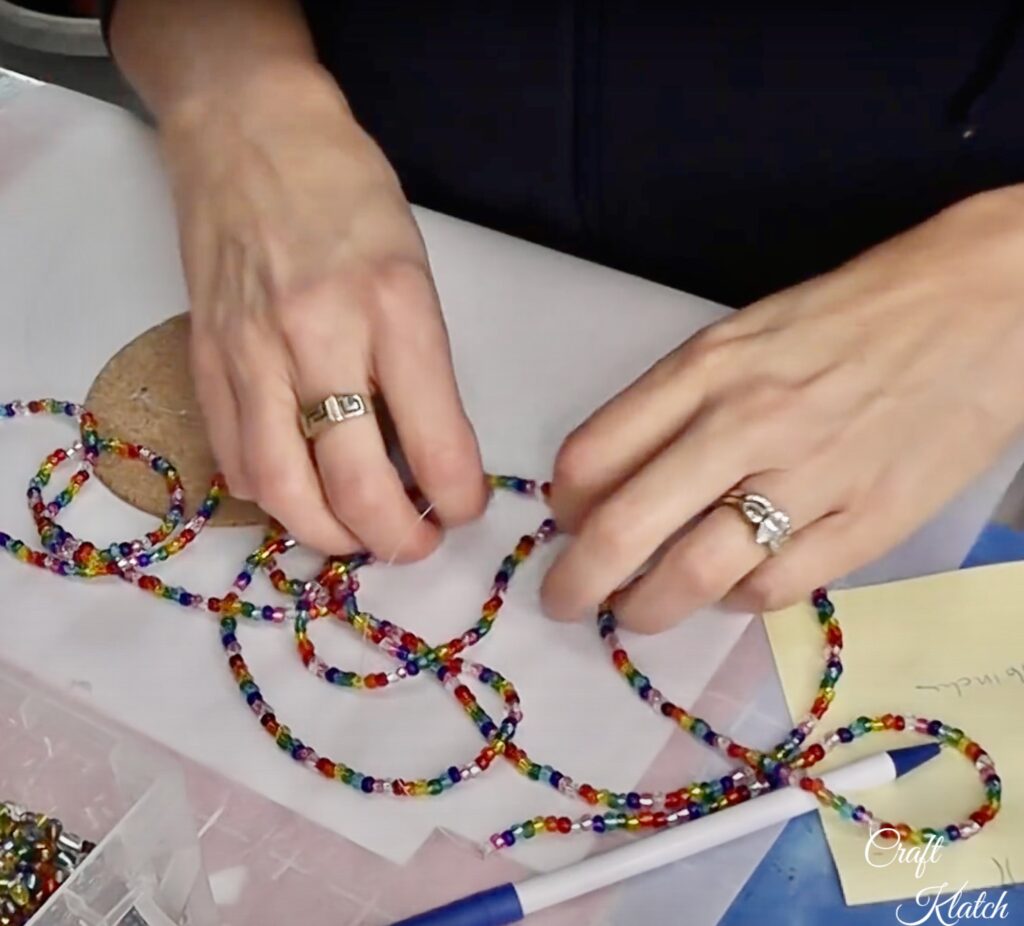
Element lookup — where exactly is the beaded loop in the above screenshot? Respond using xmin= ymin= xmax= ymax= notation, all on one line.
xmin=0 ymin=400 xmax=1002 ymax=856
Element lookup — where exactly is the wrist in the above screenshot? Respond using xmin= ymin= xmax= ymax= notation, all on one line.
xmin=160 ymin=57 xmax=353 ymax=142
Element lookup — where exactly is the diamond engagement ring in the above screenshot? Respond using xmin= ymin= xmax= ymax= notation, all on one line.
xmin=716 ymin=491 xmax=793 ymax=554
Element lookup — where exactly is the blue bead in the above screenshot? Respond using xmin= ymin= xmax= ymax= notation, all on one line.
xmin=945 ymin=825 xmax=961 ymax=841
xmin=689 ymin=805 xmax=704 ymax=820
xmin=479 ymin=668 xmax=493 ymax=684
xmin=325 ymin=668 xmax=340 ymax=684
xmin=502 ymin=830 xmax=515 ymax=847
xmin=719 ymin=776 xmax=734 ymax=793
xmin=838 ymin=727 xmax=853 ymax=743
xmin=262 ymin=606 xmax=275 ymax=620
xmin=550 ymin=771 xmax=563 ymax=789
xmin=405 ymin=662 xmax=420 ymax=677
xmin=592 ymin=816 xmax=606 ymax=833
xmin=221 ymin=633 xmax=237 ymax=647
xmin=447 ymin=766 xmax=461 ymax=783
xmin=480 ymin=721 xmax=497 ymax=738
xmin=638 ymin=683 xmax=652 ymax=699
xmin=361 ymin=776 xmax=375 ymax=793
xmin=0 ymin=532 xmax=9 ymax=546
xmin=927 ymin=720 xmax=942 ymax=736
xmin=245 ymin=691 xmax=260 ymax=706
xmin=626 ymin=793 xmax=641 ymax=809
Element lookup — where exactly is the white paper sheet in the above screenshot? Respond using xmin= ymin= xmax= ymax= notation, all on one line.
xmin=0 ymin=81 xmax=1020 ymax=889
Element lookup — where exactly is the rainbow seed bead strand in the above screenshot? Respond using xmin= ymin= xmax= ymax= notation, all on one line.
xmin=0 ymin=399 xmax=1003 ymax=858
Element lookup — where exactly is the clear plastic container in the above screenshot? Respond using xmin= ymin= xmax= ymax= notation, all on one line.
xmin=0 ymin=667 xmax=218 ymax=926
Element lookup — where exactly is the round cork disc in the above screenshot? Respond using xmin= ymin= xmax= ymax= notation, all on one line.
xmin=85 ymin=314 xmax=265 ymax=527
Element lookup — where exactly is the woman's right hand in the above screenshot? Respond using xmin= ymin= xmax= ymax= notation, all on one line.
xmin=160 ymin=63 xmax=487 ymax=558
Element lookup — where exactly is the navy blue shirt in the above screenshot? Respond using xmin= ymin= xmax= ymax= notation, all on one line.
xmin=104 ymin=2 xmax=1024 ymax=306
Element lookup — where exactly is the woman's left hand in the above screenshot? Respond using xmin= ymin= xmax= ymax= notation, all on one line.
xmin=541 ymin=187 xmax=1024 ymax=631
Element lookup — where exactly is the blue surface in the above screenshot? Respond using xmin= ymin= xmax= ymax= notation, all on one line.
xmin=391 ymin=883 xmax=523 ymax=926
xmin=721 ymin=523 xmax=1024 ymax=925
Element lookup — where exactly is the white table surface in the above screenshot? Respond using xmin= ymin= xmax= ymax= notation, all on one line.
xmin=1 ymin=73 xmax=1020 ymax=924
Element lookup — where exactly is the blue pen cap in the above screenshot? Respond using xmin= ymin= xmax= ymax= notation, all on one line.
xmin=391 ymin=883 xmax=523 ymax=926
xmin=889 ymin=744 xmax=941 ymax=778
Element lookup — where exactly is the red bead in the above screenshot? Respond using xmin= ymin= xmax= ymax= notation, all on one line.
xmin=665 ymin=791 xmax=685 ymax=810
xmin=579 ymin=784 xmax=598 ymax=804
xmin=612 ymin=649 xmax=628 ymax=669
xmin=556 ymin=817 xmax=572 ymax=834
xmin=894 ymin=715 xmax=906 ymax=731
xmin=805 ymin=744 xmax=825 ymax=764
xmin=653 ymin=812 xmax=668 ymax=828
xmin=965 ymin=743 xmax=982 ymax=762
xmin=316 ymin=758 xmax=335 ymax=777
xmin=970 ymin=807 xmax=993 ymax=826
xmin=454 ymin=685 xmax=473 ymax=705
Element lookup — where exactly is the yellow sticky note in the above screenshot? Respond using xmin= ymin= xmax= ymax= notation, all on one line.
xmin=765 ymin=562 xmax=1022 ymax=906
